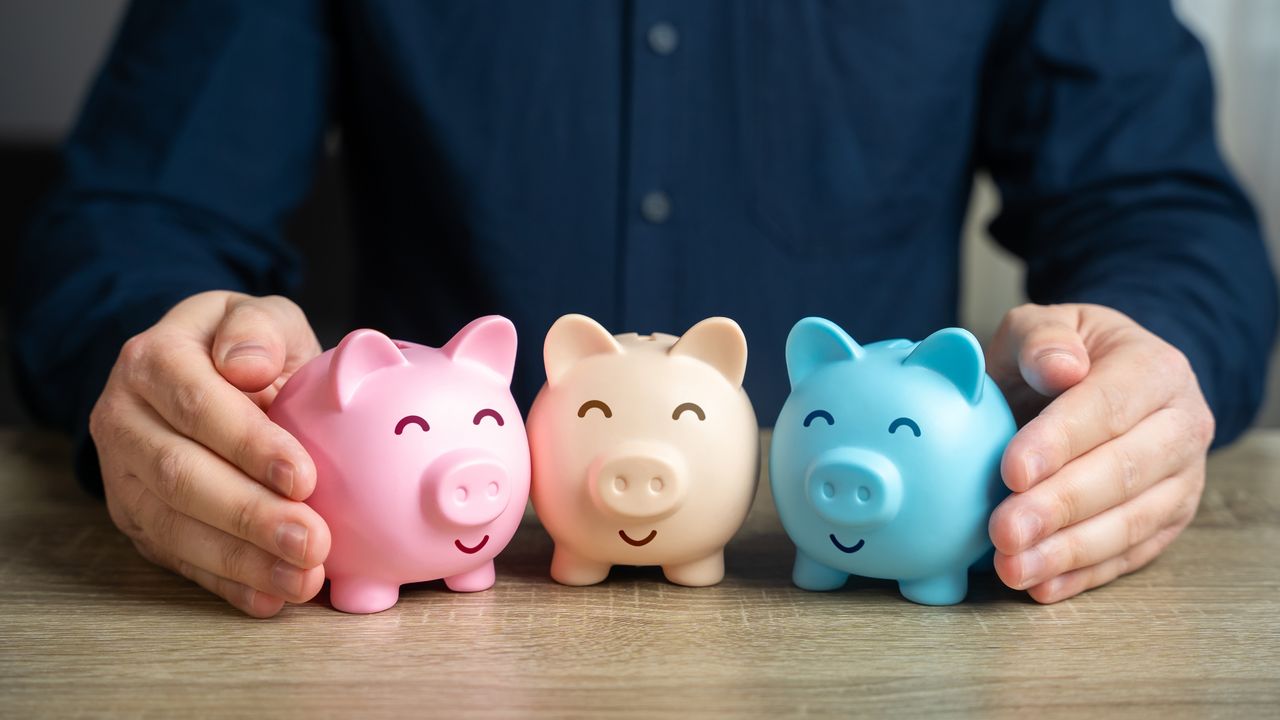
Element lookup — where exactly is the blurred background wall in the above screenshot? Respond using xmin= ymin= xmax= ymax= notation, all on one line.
xmin=1 ymin=0 xmax=1277 ymax=429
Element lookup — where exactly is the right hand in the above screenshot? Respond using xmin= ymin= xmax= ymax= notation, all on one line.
xmin=89 ymin=291 xmax=331 ymax=617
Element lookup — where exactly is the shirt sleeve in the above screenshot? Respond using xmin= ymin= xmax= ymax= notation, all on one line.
xmin=977 ymin=0 xmax=1279 ymax=448
xmin=6 ymin=0 xmax=332 ymax=493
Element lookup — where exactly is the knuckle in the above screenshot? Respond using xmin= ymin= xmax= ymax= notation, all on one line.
xmin=120 ymin=329 xmax=178 ymax=389
xmin=1189 ymin=467 xmax=1207 ymax=499
xmin=1157 ymin=343 xmax=1193 ymax=379
xmin=170 ymin=380 xmax=213 ymax=435
xmin=1038 ymin=414 xmax=1075 ymax=465
xmin=1114 ymin=550 xmax=1134 ymax=579
xmin=105 ymin=490 xmax=143 ymax=539
xmin=173 ymin=559 xmax=200 ymax=583
xmin=1048 ymin=481 xmax=1082 ymax=529
xmin=88 ymin=393 xmax=133 ymax=450
xmin=1111 ymin=446 xmax=1141 ymax=503
xmin=1005 ymin=304 xmax=1038 ymax=328
xmin=230 ymin=494 xmax=265 ymax=542
xmin=88 ymin=396 xmax=112 ymax=444
xmin=1171 ymin=487 xmax=1202 ymax=527
xmin=227 ymin=300 xmax=273 ymax=330
xmin=118 ymin=333 xmax=152 ymax=371
xmin=1126 ymin=505 xmax=1159 ymax=548
xmin=263 ymin=294 xmax=304 ymax=319
xmin=148 ymin=503 xmax=184 ymax=551
xmin=1154 ymin=523 xmax=1187 ymax=551
xmin=229 ymin=424 xmax=265 ymax=471
xmin=1060 ymin=531 xmax=1090 ymax=572
xmin=218 ymin=539 xmax=255 ymax=581
xmin=1191 ymin=407 xmax=1216 ymax=449
xmin=152 ymin=445 xmax=197 ymax=508
xmin=117 ymin=336 xmax=153 ymax=390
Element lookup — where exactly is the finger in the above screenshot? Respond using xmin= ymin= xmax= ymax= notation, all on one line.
xmin=123 ymin=399 xmax=330 ymax=568
xmin=121 ymin=333 xmax=316 ymax=500
xmin=212 ymin=295 xmax=321 ymax=394
xmin=1025 ymin=523 xmax=1185 ymax=604
xmin=136 ymin=540 xmax=287 ymax=618
xmin=135 ymin=486 xmax=326 ymax=604
xmin=994 ymin=471 xmax=1199 ymax=590
xmin=989 ymin=304 xmax=1090 ymax=397
xmin=990 ymin=406 xmax=1202 ymax=554
xmin=1001 ymin=339 xmax=1188 ymax=492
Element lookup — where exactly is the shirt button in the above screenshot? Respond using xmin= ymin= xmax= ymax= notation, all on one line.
xmin=641 ymin=191 xmax=671 ymax=224
xmin=647 ymin=22 xmax=679 ymax=56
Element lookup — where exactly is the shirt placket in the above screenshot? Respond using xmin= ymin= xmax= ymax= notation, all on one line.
xmin=618 ymin=0 xmax=686 ymax=329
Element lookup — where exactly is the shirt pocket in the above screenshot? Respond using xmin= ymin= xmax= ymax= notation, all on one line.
xmin=737 ymin=0 xmax=989 ymax=259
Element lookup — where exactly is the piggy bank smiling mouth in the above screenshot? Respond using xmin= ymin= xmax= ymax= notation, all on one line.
xmin=619 ymin=530 xmax=658 ymax=547
xmin=454 ymin=535 xmax=491 ymax=554
xmin=830 ymin=534 xmax=865 ymax=554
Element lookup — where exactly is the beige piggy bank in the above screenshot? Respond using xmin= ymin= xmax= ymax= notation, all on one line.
xmin=528 ymin=314 xmax=759 ymax=586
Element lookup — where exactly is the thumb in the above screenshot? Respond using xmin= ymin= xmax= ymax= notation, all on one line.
xmin=993 ymin=304 xmax=1091 ymax=397
xmin=212 ymin=295 xmax=321 ymax=393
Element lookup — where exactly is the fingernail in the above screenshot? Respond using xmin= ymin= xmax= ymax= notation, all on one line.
xmin=268 ymin=460 xmax=295 ymax=497
xmin=223 ymin=341 xmax=271 ymax=363
xmin=1016 ymin=547 xmax=1046 ymax=589
xmin=1024 ymin=452 xmax=1047 ymax=485
xmin=275 ymin=522 xmax=308 ymax=565
xmin=1034 ymin=348 xmax=1079 ymax=366
xmin=272 ymin=560 xmax=306 ymax=597
xmin=1015 ymin=511 xmax=1043 ymax=549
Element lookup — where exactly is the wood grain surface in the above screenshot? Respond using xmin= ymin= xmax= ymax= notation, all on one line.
xmin=1 ymin=428 xmax=1277 ymax=719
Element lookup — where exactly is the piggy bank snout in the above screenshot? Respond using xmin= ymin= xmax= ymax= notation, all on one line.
xmin=427 ymin=453 xmax=513 ymax=527
xmin=590 ymin=444 xmax=687 ymax=520
xmin=806 ymin=449 xmax=902 ymax=529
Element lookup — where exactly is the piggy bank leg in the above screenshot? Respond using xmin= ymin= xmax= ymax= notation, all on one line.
xmin=792 ymin=551 xmax=848 ymax=591
xmin=444 ymin=561 xmax=496 ymax=592
xmin=662 ymin=550 xmax=724 ymax=587
xmin=329 ymin=577 xmax=402 ymax=614
xmin=550 ymin=545 xmax=611 ymax=586
xmin=899 ymin=571 xmax=968 ymax=606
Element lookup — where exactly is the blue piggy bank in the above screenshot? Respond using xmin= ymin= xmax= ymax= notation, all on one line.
xmin=770 ymin=318 xmax=1016 ymax=605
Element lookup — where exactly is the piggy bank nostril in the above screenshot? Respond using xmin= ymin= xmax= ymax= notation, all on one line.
xmin=856 ymin=486 xmax=871 ymax=502
xmin=455 ymin=487 xmax=469 ymax=503
xmin=487 ymin=482 xmax=500 ymax=498
xmin=822 ymin=482 xmax=836 ymax=500
xmin=591 ymin=450 xmax=687 ymax=520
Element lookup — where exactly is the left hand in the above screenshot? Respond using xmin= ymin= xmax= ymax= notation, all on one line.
xmin=985 ymin=303 xmax=1215 ymax=603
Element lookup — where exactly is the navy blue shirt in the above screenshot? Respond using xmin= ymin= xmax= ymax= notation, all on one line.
xmin=9 ymin=0 xmax=1278 ymax=493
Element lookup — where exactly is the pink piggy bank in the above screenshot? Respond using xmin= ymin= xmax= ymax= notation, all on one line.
xmin=267 ymin=316 xmax=530 ymax=613
xmin=528 ymin=314 xmax=759 ymax=587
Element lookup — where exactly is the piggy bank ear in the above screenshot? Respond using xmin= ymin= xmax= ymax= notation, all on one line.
xmin=669 ymin=317 xmax=748 ymax=388
xmin=786 ymin=317 xmax=864 ymax=388
xmin=442 ymin=315 xmax=518 ymax=384
xmin=903 ymin=327 xmax=985 ymax=404
xmin=544 ymin=314 xmax=622 ymax=386
xmin=331 ymin=329 xmax=409 ymax=409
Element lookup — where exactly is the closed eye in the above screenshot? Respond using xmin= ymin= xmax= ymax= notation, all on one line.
xmin=803 ymin=410 xmax=834 ymax=427
xmin=889 ymin=417 xmax=921 ymax=437
xmin=473 ymin=408 xmax=504 ymax=426
xmin=577 ymin=400 xmax=612 ymax=418
xmin=672 ymin=402 xmax=705 ymax=421
xmin=395 ymin=415 xmax=430 ymax=435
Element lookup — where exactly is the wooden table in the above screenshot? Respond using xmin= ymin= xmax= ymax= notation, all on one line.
xmin=1 ymin=428 xmax=1278 ymax=719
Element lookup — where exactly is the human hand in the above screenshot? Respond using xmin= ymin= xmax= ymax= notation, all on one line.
xmin=89 ymin=291 xmax=331 ymax=617
xmin=985 ymin=303 xmax=1214 ymax=603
